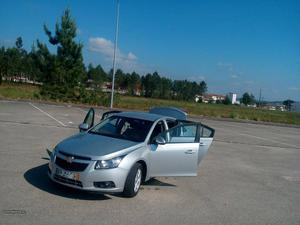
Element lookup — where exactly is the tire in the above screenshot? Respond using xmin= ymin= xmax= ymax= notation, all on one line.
xmin=122 ymin=163 xmax=142 ymax=197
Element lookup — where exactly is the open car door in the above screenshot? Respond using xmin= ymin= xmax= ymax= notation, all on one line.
xmin=149 ymin=122 xmax=215 ymax=177
xmin=79 ymin=108 xmax=95 ymax=132
xmin=198 ymin=124 xmax=214 ymax=165
xmin=149 ymin=123 xmax=201 ymax=177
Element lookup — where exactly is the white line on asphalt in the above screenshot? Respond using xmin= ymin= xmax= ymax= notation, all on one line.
xmin=29 ymin=102 xmax=66 ymax=127
xmin=216 ymin=126 xmax=297 ymax=148
xmin=238 ymin=132 xmax=297 ymax=148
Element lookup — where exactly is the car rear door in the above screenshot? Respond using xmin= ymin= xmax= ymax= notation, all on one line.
xmin=149 ymin=123 xmax=200 ymax=177
xmin=198 ymin=124 xmax=214 ymax=165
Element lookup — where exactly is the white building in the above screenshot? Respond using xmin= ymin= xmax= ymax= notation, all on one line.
xmin=228 ymin=93 xmax=237 ymax=104
xmin=195 ymin=93 xmax=226 ymax=103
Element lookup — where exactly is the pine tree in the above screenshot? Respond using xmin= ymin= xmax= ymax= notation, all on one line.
xmin=39 ymin=9 xmax=85 ymax=88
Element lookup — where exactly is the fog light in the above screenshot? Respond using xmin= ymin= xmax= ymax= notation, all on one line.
xmin=94 ymin=181 xmax=116 ymax=188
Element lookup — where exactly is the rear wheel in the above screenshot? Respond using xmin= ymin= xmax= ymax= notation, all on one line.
xmin=122 ymin=163 xmax=142 ymax=197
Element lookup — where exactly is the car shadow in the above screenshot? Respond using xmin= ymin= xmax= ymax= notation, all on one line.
xmin=143 ymin=178 xmax=176 ymax=187
xmin=24 ymin=163 xmax=111 ymax=200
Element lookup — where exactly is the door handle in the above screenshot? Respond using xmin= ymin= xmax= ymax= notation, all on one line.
xmin=184 ymin=149 xmax=195 ymax=154
xmin=200 ymin=143 xmax=206 ymax=146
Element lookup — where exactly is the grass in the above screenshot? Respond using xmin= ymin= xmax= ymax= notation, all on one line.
xmin=0 ymin=82 xmax=40 ymax=99
xmin=115 ymin=96 xmax=300 ymax=125
xmin=1 ymin=82 xmax=300 ymax=125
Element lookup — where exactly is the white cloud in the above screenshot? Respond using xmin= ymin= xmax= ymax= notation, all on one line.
xmin=127 ymin=52 xmax=137 ymax=60
xmin=89 ymin=37 xmax=115 ymax=58
xmin=231 ymin=74 xmax=239 ymax=79
xmin=217 ymin=62 xmax=232 ymax=68
xmin=288 ymin=87 xmax=300 ymax=91
xmin=88 ymin=37 xmax=139 ymax=72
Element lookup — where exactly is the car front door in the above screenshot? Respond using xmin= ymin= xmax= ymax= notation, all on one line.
xmin=149 ymin=123 xmax=200 ymax=177
xmin=79 ymin=108 xmax=95 ymax=132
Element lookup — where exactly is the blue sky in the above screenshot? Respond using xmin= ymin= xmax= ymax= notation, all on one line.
xmin=1 ymin=0 xmax=299 ymax=101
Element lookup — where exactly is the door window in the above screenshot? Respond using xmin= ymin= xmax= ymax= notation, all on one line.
xmin=166 ymin=119 xmax=178 ymax=129
xmin=160 ymin=123 xmax=199 ymax=143
xmin=150 ymin=121 xmax=166 ymax=143
xmin=83 ymin=108 xmax=95 ymax=129
xmin=200 ymin=125 xmax=215 ymax=137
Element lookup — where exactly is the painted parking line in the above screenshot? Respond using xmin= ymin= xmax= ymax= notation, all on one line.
xmin=29 ymin=102 xmax=66 ymax=127
xmin=215 ymin=126 xmax=297 ymax=148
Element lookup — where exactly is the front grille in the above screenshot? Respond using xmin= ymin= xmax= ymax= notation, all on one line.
xmin=58 ymin=151 xmax=91 ymax=160
xmin=55 ymin=157 xmax=88 ymax=172
xmin=54 ymin=174 xmax=83 ymax=187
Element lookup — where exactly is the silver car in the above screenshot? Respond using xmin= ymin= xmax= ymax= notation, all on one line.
xmin=48 ymin=107 xmax=214 ymax=197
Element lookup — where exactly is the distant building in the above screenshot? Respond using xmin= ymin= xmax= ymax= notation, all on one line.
xmin=262 ymin=103 xmax=287 ymax=112
xmin=100 ymin=82 xmax=141 ymax=95
xmin=228 ymin=93 xmax=237 ymax=104
xmin=195 ymin=93 xmax=226 ymax=103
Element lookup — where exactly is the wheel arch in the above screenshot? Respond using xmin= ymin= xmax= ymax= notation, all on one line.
xmin=136 ymin=160 xmax=147 ymax=182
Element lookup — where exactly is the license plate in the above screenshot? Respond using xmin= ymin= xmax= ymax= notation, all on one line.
xmin=55 ymin=168 xmax=80 ymax=181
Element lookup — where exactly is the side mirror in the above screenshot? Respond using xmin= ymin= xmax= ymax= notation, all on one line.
xmin=154 ymin=136 xmax=166 ymax=145
xmin=79 ymin=123 xmax=89 ymax=132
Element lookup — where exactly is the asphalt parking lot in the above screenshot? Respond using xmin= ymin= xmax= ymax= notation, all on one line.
xmin=0 ymin=100 xmax=299 ymax=225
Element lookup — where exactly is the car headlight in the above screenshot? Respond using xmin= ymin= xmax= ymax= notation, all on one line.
xmin=95 ymin=156 xmax=125 ymax=169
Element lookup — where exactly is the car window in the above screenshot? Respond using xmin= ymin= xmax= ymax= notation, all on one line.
xmin=89 ymin=116 xmax=153 ymax=142
xmin=150 ymin=121 xmax=166 ymax=143
xmin=166 ymin=120 xmax=178 ymax=129
xmin=83 ymin=108 xmax=95 ymax=128
xmin=160 ymin=124 xmax=198 ymax=143
xmin=200 ymin=125 xmax=214 ymax=138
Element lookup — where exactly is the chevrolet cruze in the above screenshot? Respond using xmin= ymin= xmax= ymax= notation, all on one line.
xmin=48 ymin=107 xmax=214 ymax=197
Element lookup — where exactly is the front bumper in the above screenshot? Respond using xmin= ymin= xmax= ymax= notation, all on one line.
xmin=48 ymin=159 xmax=129 ymax=193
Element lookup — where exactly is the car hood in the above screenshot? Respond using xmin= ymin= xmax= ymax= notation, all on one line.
xmin=56 ymin=132 xmax=142 ymax=160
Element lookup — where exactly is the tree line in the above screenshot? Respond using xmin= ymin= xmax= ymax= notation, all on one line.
xmin=0 ymin=9 xmax=207 ymax=104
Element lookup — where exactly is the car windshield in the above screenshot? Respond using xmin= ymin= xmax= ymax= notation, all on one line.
xmin=89 ymin=115 xmax=153 ymax=142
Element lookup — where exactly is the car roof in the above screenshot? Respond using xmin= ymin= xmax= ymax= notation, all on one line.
xmin=117 ymin=111 xmax=173 ymax=122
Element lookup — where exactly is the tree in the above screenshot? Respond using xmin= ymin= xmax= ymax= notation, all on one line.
xmin=87 ymin=64 xmax=107 ymax=86
xmin=223 ymin=95 xmax=231 ymax=105
xmin=40 ymin=8 xmax=85 ymax=87
xmin=141 ymin=72 xmax=161 ymax=98
xmin=241 ymin=92 xmax=255 ymax=105
xmin=15 ymin=37 xmax=23 ymax=49
xmin=128 ymin=72 xmax=141 ymax=95
xmin=199 ymin=81 xmax=207 ymax=95
xmin=0 ymin=47 xmax=6 ymax=84
xmin=283 ymin=99 xmax=294 ymax=111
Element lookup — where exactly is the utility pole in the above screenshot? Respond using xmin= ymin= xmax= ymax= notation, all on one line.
xmin=110 ymin=0 xmax=120 ymax=108
xmin=258 ymin=88 xmax=262 ymax=107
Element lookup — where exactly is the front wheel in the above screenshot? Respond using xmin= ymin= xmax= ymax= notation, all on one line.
xmin=122 ymin=163 xmax=142 ymax=197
